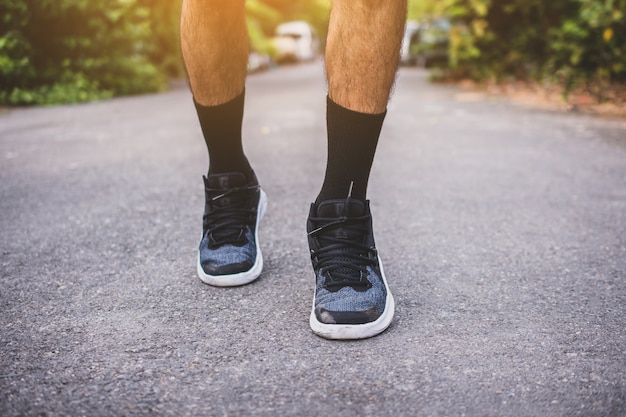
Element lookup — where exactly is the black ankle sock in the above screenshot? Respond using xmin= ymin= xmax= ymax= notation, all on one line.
xmin=316 ymin=96 xmax=386 ymax=204
xmin=194 ymin=90 xmax=251 ymax=175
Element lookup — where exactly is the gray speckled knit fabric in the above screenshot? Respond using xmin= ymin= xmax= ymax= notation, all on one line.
xmin=314 ymin=266 xmax=386 ymax=317
xmin=199 ymin=228 xmax=256 ymax=270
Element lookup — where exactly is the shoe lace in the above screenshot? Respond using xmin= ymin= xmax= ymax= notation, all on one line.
xmin=308 ymin=197 xmax=377 ymax=291
xmin=203 ymin=184 xmax=259 ymax=247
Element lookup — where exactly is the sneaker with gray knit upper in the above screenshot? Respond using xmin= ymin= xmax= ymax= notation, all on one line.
xmin=306 ymin=196 xmax=395 ymax=339
xmin=197 ymin=170 xmax=267 ymax=286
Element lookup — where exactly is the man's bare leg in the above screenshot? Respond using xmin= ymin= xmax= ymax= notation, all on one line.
xmin=181 ymin=0 xmax=248 ymax=106
xmin=326 ymin=0 xmax=407 ymax=114
xmin=182 ymin=0 xmax=266 ymax=287
xmin=308 ymin=0 xmax=406 ymax=339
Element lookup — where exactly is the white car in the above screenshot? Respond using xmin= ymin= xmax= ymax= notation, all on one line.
xmin=272 ymin=21 xmax=320 ymax=63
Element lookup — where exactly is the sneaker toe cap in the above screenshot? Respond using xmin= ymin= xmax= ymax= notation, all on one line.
xmin=314 ymin=306 xmax=381 ymax=325
xmin=201 ymin=259 xmax=254 ymax=276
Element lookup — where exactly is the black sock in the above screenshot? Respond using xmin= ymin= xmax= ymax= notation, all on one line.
xmin=316 ymin=96 xmax=386 ymax=204
xmin=194 ymin=90 xmax=251 ymax=175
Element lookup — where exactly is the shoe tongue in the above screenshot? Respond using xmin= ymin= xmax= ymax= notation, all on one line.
xmin=316 ymin=199 xmax=366 ymax=240
xmin=317 ymin=198 xmax=366 ymax=218
xmin=206 ymin=172 xmax=247 ymax=189
xmin=315 ymin=199 xmax=368 ymax=282
xmin=204 ymin=172 xmax=250 ymax=212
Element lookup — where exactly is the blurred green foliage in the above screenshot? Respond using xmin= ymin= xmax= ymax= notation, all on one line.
xmin=0 ymin=0 xmax=330 ymax=106
xmin=409 ymin=0 xmax=626 ymax=92
xmin=4 ymin=0 xmax=622 ymax=105
xmin=1 ymin=0 xmax=172 ymax=105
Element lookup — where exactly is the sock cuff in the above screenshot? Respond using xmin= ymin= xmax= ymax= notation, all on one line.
xmin=194 ymin=89 xmax=245 ymax=115
xmin=326 ymin=95 xmax=387 ymax=124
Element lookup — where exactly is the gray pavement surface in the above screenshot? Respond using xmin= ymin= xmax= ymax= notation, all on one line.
xmin=1 ymin=62 xmax=625 ymax=416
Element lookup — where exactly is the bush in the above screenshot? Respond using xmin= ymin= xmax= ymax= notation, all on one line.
xmin=136 ymin=0 xmax=184 ymax=78
xmin=0 ymin=0 xmax=33 ymax=95
xmin=409 ymin=0 xmax=626 ymax=93
xmin=0 ymin=0 xmax=169 ymax=105
xmin=547 ymin=0 xmax=626 ymax=90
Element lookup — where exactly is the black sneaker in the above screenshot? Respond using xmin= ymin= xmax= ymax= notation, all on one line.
xmin=306 ymin=196 xmax=395 ymax=339
xmin=197 ymin=171 xmax=267 ymax=286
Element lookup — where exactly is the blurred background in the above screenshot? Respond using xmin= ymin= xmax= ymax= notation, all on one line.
xmin=1 ymin=0 xmax=624 ymax=106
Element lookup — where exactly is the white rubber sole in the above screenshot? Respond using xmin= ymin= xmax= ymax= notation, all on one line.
xmin=309 ymin=257 xmax=395 ymax=340
xmin=197 ymin=190 xmax=267 ymax=287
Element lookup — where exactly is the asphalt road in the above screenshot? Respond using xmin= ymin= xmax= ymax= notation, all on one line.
xmin=1 ymin=62 xmax=625 ymax=417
